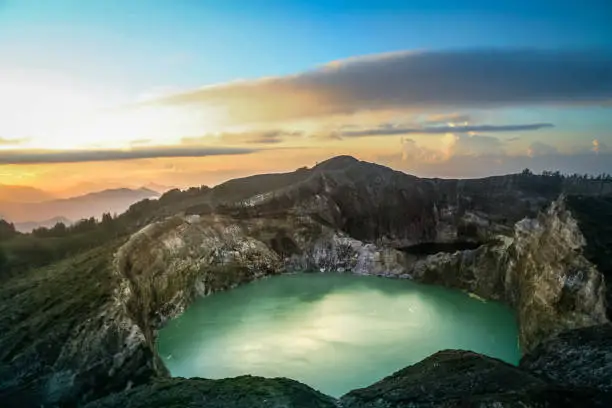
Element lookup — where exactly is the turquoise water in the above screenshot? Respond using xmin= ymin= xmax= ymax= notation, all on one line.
xmin=157 ymin=273 xmax=520 ymax=397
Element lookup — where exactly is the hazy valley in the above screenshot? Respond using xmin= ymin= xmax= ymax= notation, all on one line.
xmin=0 ymin=187 xmax=160 ymax=231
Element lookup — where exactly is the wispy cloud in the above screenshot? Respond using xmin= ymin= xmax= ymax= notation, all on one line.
xmin=0 ymin=137 xmax=28 ymax=146
xmin=382 ymin=139 xmax=612 ymax=178
xmin=400 ymin=133 xmax=506 ymax=163
xmin=128 ymin=139 xmax=154 ymax=146
xmin=182 ymin=130 xmax=303 ymax=145
xmin=148 ymin=49 xmax=612 ymax=126
xmin=332 ymin=123 xmax=553 ymax=138
xmin=592 ymin=139 xmax=609 ymax=154
xmin=527 ymin=141 xmax=558 ymax=157
xmin=0 ymin=146 xmax=257 ymax=164
xmin=423 ymin=113 xmax=472 ymax=125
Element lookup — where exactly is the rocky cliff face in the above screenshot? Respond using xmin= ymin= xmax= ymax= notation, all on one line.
xmin=409 ymin=196 xmax=609 ymax=351
xmin=1 ymin=156 xmax=611 ymax=407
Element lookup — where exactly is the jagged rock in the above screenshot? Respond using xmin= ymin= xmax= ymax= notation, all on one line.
xmin=339 ymin=350 xmax=611 ymax=408
xmin=563 ymin=196 xmax=612 ymax=316
xmin=407 ymin=196 xmax=609 ymax=351
xmin=520 ymin=324 xmax=612 ymax=392
xmin=82 ymin=376 xmax=338 ymax=408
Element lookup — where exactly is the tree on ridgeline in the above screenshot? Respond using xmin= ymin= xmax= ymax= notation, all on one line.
xmin=0 ymin=219 xmax=17 ymax=241
xmin=0 ymin=247 xmax=7 ymax=270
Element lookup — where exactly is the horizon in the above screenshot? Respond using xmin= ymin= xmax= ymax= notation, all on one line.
xmin=2 ymin=152 xmax=611 ymax=230
xmin=3 ymin=153 xmax=612 ymax=206
xmin=1 ymin=0 xmax=611 ymax=196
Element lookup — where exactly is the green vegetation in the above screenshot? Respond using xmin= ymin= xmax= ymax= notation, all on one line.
xmin=0 ymin=197 xmax=164 ymax=278
xmin=0 ymin=214 xmax=126 ymax=278
xmin=0 ymin=243 xmax=118 ymax=385
xmin=520 ymin=168 xmax=612 ymax=181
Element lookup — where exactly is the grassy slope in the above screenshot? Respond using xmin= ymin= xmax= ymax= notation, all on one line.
xmin=0 ymin=242 xmax=120 ymax=390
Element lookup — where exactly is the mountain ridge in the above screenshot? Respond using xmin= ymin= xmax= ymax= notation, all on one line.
xmin=0 ymin=187 xmax=160 ymax=224
xmin=0 ymin=184 xmax=56 ymax=203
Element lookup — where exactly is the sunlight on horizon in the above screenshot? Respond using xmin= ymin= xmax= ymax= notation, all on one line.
xmin=0 ymin=70 xmax=229 ymax=150
xmin=0 ymin=1 xmax=610 ymax=194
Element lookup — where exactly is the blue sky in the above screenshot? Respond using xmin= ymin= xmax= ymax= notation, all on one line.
xmin=2 ymin=0 xmax=611 ymax=91
xmin=0 ymin=0 xmax=611 ymax=192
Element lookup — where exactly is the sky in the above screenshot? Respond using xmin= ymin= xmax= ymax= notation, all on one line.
xmin=0 ymin=0 xmax=611 ymax=195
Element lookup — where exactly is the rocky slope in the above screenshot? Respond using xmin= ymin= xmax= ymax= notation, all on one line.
xmin=340 ymin=329 xmax=612 ymax=408
xmin=1 ymin=156 xmax=611 ymax=407
xmin=83 ymin=376 xmax=338 ymax=408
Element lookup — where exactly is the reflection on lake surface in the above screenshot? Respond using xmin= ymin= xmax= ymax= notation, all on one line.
xmin=157 ymin=273 xmax=520 ymax=397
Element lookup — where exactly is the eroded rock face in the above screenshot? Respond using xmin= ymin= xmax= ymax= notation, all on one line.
xmin=410 ymin=196 xmax=609 ymax=351
xmin=506 ymin=198 xmax=608 ymax=349
xmin=114 ymin=211 xmax=409 ymax=340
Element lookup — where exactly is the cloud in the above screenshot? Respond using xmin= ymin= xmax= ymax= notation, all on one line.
xmin=527 ymin=141 xmax=558 ymax=157
xmin=182 ymin=130 xmax=303 ymax=145
xmin=423 ymin=113 xmax=472 ymax=125
xmin=400 ymin=138 xmax=446 ymax=163
xmin=380 ymin=143 xmax=612 ymax=179
xmin=332 ymin=122 xmax=553 ymax=138
xmin=399 ymin=133 xmax=506 ymax=165
xmin=0 ymin=137 xmax=27 ymax=146
xmin=452 ymin=134 xmax=506 ymax=156
xmin=592 ymin=139 xmax=609 ymax=154
xmin=417 ymin=153 xmax=612 ymax=178
xmin=0 ymin=146 xmax=257 ymax=164
xmin=129 ymin=139 xmax=154 ymax=146
xmin=149 ymin=49 xmax=612 ymax=126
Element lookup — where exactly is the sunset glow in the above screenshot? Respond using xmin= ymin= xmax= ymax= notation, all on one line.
xmin=0 ymin=1 xmax=610 ymax=195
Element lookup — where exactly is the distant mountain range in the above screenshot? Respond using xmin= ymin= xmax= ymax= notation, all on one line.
xmin=0 ymin=187 xmax=160 ymax=230
xmin=13 ymin=216 xmax=74 ymax=233
xmin=50 ymin=182 xmax=176 ymax=198
xmin=0 ymin=184 xmax=56 ymax=203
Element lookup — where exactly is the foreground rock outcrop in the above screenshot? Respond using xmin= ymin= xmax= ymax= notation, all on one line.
xmin=520 ymin=324 xmax=612 ymax=392
xmin=1 ymin=156 xmax=611 ymax=407
xmin=340 ymin=337 xmax=612 ymax=408
xmin=82 ymin=376 xmax=338 ymax=408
